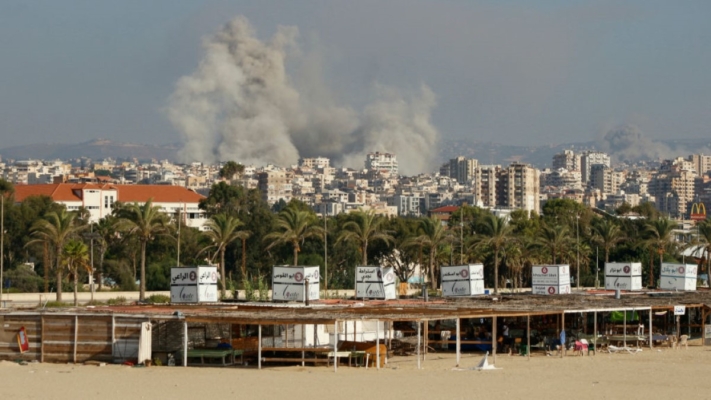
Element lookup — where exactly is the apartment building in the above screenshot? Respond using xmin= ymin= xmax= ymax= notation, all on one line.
xmin=366 ymin=152 xmax=398 ymax=175
xmin=448 ymin=156 xmax=478 ymax=184
xmin=590 ymin=165 xmax=625 ymax=195
xmin=552 ymin=150 xmax=580 ymax=172
xmin=496 ymin=163 xmax=540 ymax=213
xmin=257 ymin=170 xmax=293 ymax=205
xmin=580 ymin=151 xmax=611 ymax=185
xmin=649 ymin=158 xmax=696 ymax=218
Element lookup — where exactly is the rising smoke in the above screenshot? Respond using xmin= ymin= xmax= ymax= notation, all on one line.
xmin=597 ymin=124 xmax=672 ymax=163
xmin=168 ymin=16 xmax=439 ymax=175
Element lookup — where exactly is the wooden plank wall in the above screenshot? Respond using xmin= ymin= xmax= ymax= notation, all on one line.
xmin=0 ymin=315 xmax=149 ymax=364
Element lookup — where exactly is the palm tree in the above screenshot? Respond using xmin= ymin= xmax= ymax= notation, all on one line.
xmin=62 ymin=239 xmax=91 ymax=306
xmin=336 ymin=209 xmax=393 ymax=265
xmin=263 ymin=208 xmax=324 ymax=266
xmin=203 ymin=214 xmax=244 ymax=299
xmin=235 ymin=230 xmax=252 ymax=279
xmin=644 ymin=217 xmax=678 ymax=287
xmin=537 ymin=223 xmax=571 ymax=264
xmin=591 ymin=218 xmax=624 ymax=263
xmin=404 ymin=217 xmax=453 ymax=290
xmin=29 ymin=209 xmax=85 ymax=301
xmin=115 ymin=199 xmax=169 ymax=301
xmin=474 ymin=214 xmax=515 ymax=294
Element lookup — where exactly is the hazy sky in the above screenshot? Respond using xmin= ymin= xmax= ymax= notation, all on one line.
xmin=1 ymin=0 xmax=710 ymax=149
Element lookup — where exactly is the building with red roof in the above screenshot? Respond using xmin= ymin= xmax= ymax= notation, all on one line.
xmin=13 ymin=183 xmax=207 ymax=229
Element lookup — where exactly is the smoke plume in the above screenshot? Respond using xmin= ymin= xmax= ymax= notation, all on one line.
xmin=168 ymin=16 xmax=439 ymax=175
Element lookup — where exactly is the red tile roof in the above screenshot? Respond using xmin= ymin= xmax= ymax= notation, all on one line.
xmin=13 ymin=183 xmax=205 ymax=204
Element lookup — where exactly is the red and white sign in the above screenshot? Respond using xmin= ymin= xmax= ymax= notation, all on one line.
xmin=17 ymin=326 xmax=29 ymax=353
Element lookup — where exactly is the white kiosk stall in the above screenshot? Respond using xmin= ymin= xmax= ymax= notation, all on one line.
xmin=170 ymin=266 xmax=219 ymax=303
xmin=605 ymin=262 xmax=643 ymax=291
xmin=441 ymin=264 xmax=485 ymax=297
xmin=660 ymin=263 xmax=697 ymax=291
xmin=272 ymin=265 xmax=321 ymax=302
xmin=355 ymin=266 xmax=397 ymax=300
xmin=532 ymin=265 xmax=571 ymax=295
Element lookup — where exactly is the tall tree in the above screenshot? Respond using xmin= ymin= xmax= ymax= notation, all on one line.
xmin=29 ymin=209 xmax=85 ymax=301
xmin=219 ymin=161 xmax=245 ymax=181
xmin=336 ymin=209 xmax=393 ymax=265
xmin=644 ymin=217 xmax=678 ymax=287
xmin=202 ymin=214 xmax=244 ymax=298
xmin=115 ymin=199 xmax=169 ymax=301
xmin=0 ymin=179 xmax=13 ymax=301
xmin=405 ymin=217 xmax=453 ymax=289
xmin=263 ymin=208 xmax=324 ymax=266
xmin=537 ymin=223 xmax=571 ymax=264
xmin=474 ymin=214 xmax=515 ymax=294
xmin=591 ymin=218 xmax=625 ymax=263
xmin=62 ymin=239 xmax=91 ymax=306
xmin=235 ymin=230 xmax=252 ymax=279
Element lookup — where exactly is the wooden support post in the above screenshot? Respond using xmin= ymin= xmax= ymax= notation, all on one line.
xmin=649 ymin=310 xmax=653 ymax=349
xmin=424 ymin=319 xmax=428 ymax=358
xmin=560 ymin=313 xmax=565 ymax=358
xmin=385 ymin=321 xmax=390 ymax=365
xmin=313 ymin=324 xmax=317 ymax=363
xmin=456 ymin=318 xmax=461 ymax=367
xmin=593 ymin=312 xmax=597 ymax=356
xmin=73 ymin=316 xmax=78 ymax=364
xmin=183 ymin=321 xmax=188 ymax=367
xmin=376 ymin=320 xmax=380 ymax=370
xmin=353 ymin=320 xmax=356 ymax=342
xmin=334 ymin=320 xmax=338 ymax=372
xmin=526 ymin=315 xmax=531 ymax=361
xmin=702 ymin=308 xmax=707 ymax=347
xmin=623 ymin=310 xmax=627 ymax=348
xmin=111 ymin=316 xmax=115 ymax=357
xmin=40 ymin=317 xmax=45 ymax=363
xmin=258 ymin=324 xmax=262 ymax=370
xmin=492 ymin=316 xmax=497 ymax=365
xmin=417 ymin=321 xmax=421 ymax=370
xmin=301 ymin=324 xmax=305 ymax=367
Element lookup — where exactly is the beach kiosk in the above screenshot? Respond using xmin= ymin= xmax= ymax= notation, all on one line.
xmin=660 ymin=263 xmax=697 ymax=291
xmin=272 ymin=265 xmax=321 ymax=302
xmin=604 ymin=262 xmax=643 ymax=291
xmin=170 ymin=266 xmax=219 ymax=303
xmin=441 ymin=264 xmax=485 ymax=297
xmin=532 ymin=265 xmax=571 ymax=295
xmin=355 ymin=265 xmax=397 ymax=300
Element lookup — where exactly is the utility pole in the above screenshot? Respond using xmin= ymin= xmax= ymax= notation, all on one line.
xmin=576 ymin=214 xmax=580 ymax=290
xmin=176 ymin=208 xmax=181 ymax=267
xmin=324 ymin=210 xmax=328 ymax=295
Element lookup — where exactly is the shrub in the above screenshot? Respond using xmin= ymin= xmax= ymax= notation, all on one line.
xmin=107 ymin=296 xmax=128 ymax=305
xmin=146 ymin=294 xmax=170 ymax=304
xmin=43 ymin=301 xmax=70 ymax=308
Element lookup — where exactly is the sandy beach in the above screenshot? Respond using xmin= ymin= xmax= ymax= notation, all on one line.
xmin=2 ymin=346 xmax=708 ymax=400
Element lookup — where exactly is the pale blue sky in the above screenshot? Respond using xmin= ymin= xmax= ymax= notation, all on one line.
xmin=1 ymin=0 xmax=709 ymax=148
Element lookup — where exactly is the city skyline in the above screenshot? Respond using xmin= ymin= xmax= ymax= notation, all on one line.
xmin=2 ymin=1 xmax=711 ymax=173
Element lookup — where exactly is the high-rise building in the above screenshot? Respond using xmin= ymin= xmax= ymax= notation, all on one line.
xmin=299 ymin=157 xmax=330 ymax=169
xmin=258 ymin=170 xmax=293 ymax=205
xmin=580 ymin=151 xmax=611 ymax=185
xmin=689 ymin=154 xmax=711 ymax=176
xmin=474 ymin=165 xmax=499 ymax=208
xmin=449 ymin=156 xmax=478 ymax=184
xmin=496 ymin=163 xmax=540 ymax=213
xmin=552 ymin=150 xmax=579 ymax=171
xmin=649 ymin=158 xmax=696 ymax=218
xmin=590 ymin=165 xmax=625 ymax=195
xmin=365 ymin=152 xmax=398 ymax=175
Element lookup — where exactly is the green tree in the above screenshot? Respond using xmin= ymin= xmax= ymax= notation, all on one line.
xmin=689 ymin=221 xmax=711 ymax=275
xmin=29 ymin=209 xmax=86 ymax=301
xmin=405 ymin=217 xmax=453 ymax=289
xmin=62 ymin=239 xmax=91 ymax=306
xmin=115 ymin=199 xmax=169 ymax=301
xmin=537 ymin=223 xmax=571 ymax=264
xmin=0 ymin=179 xmax=13 ymax=301
xmin=219 ymin=161 xmax=245 ymax=181
xmin=336 ymin=209 xmax=393 ymax=265
xmin=264 ymin=208 xmax=324 ymax=266
xmin=591 ymin=218 xmax=625 ymax=263
xmin=644 ymin=217 xmax=678 ymax=287
xmin=202 ymin=214 xmax=245 ymax=298
xmin=473 ymin=214 xmax=515 ymax=294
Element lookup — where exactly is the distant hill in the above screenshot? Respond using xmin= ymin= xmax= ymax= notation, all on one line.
xmin=2 ymin=137 xmax=708 ymax=170
xmin=0 ymin=139 xmax=180 ymax=162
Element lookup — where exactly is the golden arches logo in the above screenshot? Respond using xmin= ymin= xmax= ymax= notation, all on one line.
xmin=690 ymin=202 xmax=706 ymax=221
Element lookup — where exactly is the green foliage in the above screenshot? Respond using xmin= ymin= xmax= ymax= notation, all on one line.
xmin=242 ymin=277 xmax=255 ymax=301
xmin=3 ymin=266 xmax=43 ymax=293
xmin=43 ymin=301 xmax=71 ymax=308
xmin=257 ymin=277 xmax=269 ymax=301
xmin=146 ymin=294 xmax=170 ymax=304
xmin=146 ymin=261 xmax=171 ymax=291
xmin=107 ymin=296 xmax=128 ymax=305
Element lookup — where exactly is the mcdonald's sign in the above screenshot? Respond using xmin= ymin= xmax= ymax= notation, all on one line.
xmin=690 ymin=202 xmax=707 ymax=221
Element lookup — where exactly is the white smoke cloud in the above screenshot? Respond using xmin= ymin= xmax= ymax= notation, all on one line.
xmin=167 ymin=16 xmax=439 ymax=175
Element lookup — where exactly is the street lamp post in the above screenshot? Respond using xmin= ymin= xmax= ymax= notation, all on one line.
xmin=83 ymin=225 xmax=101 ymax=302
